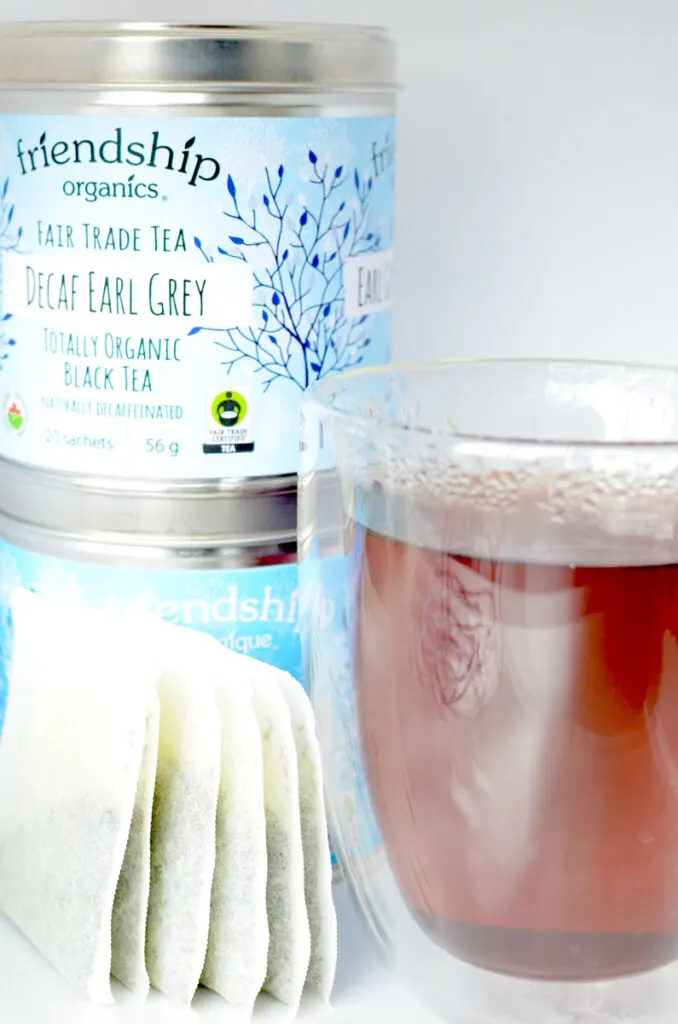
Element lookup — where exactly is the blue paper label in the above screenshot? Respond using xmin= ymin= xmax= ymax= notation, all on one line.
xmin=0 ymin=539 xmax=301 ymax=737
xmin=0 ymin=113 xmax=395 ymax=480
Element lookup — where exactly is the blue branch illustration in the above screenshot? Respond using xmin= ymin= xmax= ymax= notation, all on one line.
xmin=192 ymin=152 xmax=382 ymax=392
xmin=0 ymin=177 xmax=21 ymax=374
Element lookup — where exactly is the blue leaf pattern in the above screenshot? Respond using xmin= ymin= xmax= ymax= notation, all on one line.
xmin=188 ymin=145 xmax=382 ymax=390
xmin=0 ymin=179 xmax=22 ymax=374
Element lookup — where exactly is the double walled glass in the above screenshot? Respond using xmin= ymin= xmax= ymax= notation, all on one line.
xmin=300 ymin=359 xmax=678 ymax=1022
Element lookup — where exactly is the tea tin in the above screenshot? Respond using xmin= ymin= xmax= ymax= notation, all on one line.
xmin=0 ymin=21 xmax=397 ymax=484
xmin=0 ymin=459 xmax=301 ymax=734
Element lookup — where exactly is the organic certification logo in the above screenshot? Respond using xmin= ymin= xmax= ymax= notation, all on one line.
xmin=211 ymin=390 xmax=248 ymax=429
xmin=5 ymin=395 xmax=26 ymax=435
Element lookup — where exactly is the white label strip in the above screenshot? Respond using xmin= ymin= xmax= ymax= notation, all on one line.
xmin=2 ymin=252 xmax=254 ymax=328
xmin=344 ymin=249 xmax=394 ymax=318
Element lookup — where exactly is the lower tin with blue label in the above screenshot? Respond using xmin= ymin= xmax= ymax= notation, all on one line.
xmin=0 ymin=459 xmax=300 ymax=737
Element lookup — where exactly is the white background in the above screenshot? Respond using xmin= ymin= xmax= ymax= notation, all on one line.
xmin=0 ymin=11 xmax=675 ymax=1022
xmin=3 ymin=0 xmax=678 ymax=366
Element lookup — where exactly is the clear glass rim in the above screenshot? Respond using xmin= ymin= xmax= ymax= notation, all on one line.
xmin=306 ymin=357 xmax=678 ymax=451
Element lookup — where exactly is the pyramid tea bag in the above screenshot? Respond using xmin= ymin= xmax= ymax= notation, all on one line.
xmin=273 ymin=668 xmax=338 ymax=1003
xmin=246 ymin=657 xmax=311 ymax=1015
xmin=145 ymin=624 xmax=222 ymax=1005
xmin=111 ymin=693 xmax=160 ymax=997
xmin=202 ymin=662 xmax=268 ymax=1012
xmin=0 ymin=589 xmax=158 ymax=1003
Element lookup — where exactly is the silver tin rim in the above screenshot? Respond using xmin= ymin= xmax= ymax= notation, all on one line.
xmin=0 ymin=458 xmax=297 ymax=542
xmin=0 ymin=22 xmax=398 ymax=93
xmin=0 ymin=505 xmax=297 ymax=569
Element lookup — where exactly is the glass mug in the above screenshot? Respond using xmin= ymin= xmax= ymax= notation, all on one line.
xmin=300 ymin=359 xmax=678 ymax=1021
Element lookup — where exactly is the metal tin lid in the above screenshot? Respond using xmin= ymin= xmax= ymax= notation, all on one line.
xmin=0 ymin=22 xmax=397 ymax=92
xmin=0 ymin=459 xmax=297 ymax=544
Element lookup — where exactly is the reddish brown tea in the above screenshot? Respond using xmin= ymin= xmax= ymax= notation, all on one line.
xmin=356 ymin=526 xmax=678 ymax=981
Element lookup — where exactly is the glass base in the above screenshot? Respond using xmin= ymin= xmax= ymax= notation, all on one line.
xmin=414 ymin=910 xmax=678 ymax=982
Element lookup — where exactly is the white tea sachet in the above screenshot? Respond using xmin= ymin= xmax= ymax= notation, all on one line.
xmin=111 ymin=693 xmax=160 ymax=997
xmin=0 ymin=589 xmax=158 ymax=1003
xmin=202 ymin=662 xmax=268 ymax=1013
xmin=0 ymin=594 xmax=336 ymax=1018
xmin=247 ymin=657 xmax=311 ymax=1016
xmin=145 ymin=625 xmax=222 ymax=1005
xmin=274 ymin=668 xmax=338 ymax=1003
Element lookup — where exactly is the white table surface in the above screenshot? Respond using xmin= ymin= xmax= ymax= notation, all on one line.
xmin=0 ymin=885 xmax=440 ymax=1024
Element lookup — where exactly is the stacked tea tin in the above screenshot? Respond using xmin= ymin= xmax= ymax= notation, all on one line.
xmin=0 ymin=21 xmax=398 ymax=726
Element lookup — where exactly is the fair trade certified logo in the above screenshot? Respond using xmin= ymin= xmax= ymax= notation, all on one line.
xmin=204 ymin=387 xmax=254 ymax=455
